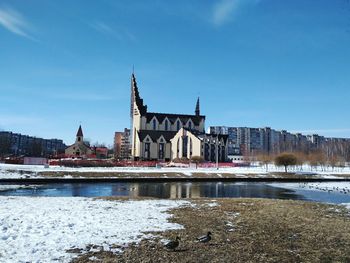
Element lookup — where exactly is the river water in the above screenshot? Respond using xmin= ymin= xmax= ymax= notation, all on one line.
xmin=1 ymin=182 xmax=350 ymax=204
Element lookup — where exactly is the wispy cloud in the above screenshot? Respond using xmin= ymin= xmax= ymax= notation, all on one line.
xmin=0 ymin=6 xmax=34 ymax=40
xmin=212 ymin=0 xmax=240 ymax=26
xmin=89 ymin=20 xmax=136 ymax=41
xmin=90 ymin=21 xmax=114 ymax=35
xmin=211 ymin=0 xmax=260 ymax=27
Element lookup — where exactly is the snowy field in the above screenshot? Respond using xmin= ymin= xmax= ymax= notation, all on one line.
xmin=0 ymin=197 xmax=187 ymax=263
xmin=1 ymin=163 xmax=350 ymax=179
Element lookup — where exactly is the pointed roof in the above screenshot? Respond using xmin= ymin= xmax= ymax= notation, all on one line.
xmin=76 ymin=125 xmax=83 ymax=137
xmin=195 ymin=97 xmax=200 ymax=116
xmin=131 ymin=73 xmax=147 ymax=115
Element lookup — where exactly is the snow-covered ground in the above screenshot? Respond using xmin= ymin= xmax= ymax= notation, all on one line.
xmin=0 ymin=197 xmax=187 ymax=263
xmin=1 ymin=163 xmax=350 ymax=179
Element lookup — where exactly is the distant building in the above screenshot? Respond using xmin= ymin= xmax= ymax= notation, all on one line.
xmin=0 ymin=131 xmax=66 ymax=157
xmin=130 ymin=73 xmax=228 ymax=161
xmin=92 ymin=146 xmax=109 ymax=159
xmin=65 ymin=126 xmax=92 ymax=158
xmin=114 ymin=128 xmax=131 ymax=160
xmin=208 ymin=126 xmax=350 ymax=158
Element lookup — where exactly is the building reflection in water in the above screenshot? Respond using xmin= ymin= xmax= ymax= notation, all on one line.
xmin=134 ymin=182 xmax=303 ymax=200
xmin=0 ymin=182 xmax=313 ymax=202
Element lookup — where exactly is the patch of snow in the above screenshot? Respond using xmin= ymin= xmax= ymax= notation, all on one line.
xmin=182 ymin=171 xmax=192 ymax=176
xmin=342 ymin=203 xmax=350 ymax=210
xmin=202 ymin=202 xmax=219 ymax=208
xmin=0 ymin=197 xmax=188 ymax=263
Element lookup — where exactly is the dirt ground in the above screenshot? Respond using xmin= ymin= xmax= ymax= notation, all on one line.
xmin=72 ymin=198 xmax=350 ymax=263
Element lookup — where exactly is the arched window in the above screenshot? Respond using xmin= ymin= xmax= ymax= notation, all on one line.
xmin=177 ymin=138 xmax=180 ymax=157
xmin=153 ymin=119 xmax=157 ymax=130
xmin=189 ymin=138 xmax=193 ymax=157
xmin=165 ymin=120 xmax=168 ymax=131
xmin=188 ymin=120 xmax=192 ymax=130
xmin=176 ymin=120 xmax=180 ymax=130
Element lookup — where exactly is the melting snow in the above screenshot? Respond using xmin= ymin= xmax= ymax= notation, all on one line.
xmin=0 ymin=197 xmax=188 ymax=263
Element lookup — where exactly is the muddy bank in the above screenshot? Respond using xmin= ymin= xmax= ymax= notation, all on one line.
xmin=72 ymin=198 xmax=350 ymax=263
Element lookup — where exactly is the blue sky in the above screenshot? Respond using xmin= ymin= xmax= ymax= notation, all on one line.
xmin=1 ymin=0 xmax=350 ymax=145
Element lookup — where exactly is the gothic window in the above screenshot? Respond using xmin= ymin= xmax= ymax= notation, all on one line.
xmin=78 ymin=137 xmax=81 ymax=142
xmin=182 ymin=136 xmax=188 ymax=158
xmin=159 ymin=143 xmax=165 ymax=159
xmin=165 ymin=120 xmax=168 ymax=131
xmin=189 ymin=138 xmax=193 ymax=157
xmin=188 ymin=121 xmax=192 ymax=129
xmin=176 ymin=120 xmax=180 ymax=131
xmin=153 ymin=119 xmax=157 ymax=130
xmin=144 ymin=143 xmax=150 ymax=159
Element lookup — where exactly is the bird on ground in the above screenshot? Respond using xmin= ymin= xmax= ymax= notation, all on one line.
xmin=196 ymin=231 xmax=212 ymax=243
xmin=164 ymin=236 xmax=180 ymax=250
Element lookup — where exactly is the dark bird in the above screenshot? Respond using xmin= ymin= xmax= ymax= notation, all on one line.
xmin=164 ymin=236 xmax=180 ymax=250
xmin=196 ymin=231 xmax=212 ymax=243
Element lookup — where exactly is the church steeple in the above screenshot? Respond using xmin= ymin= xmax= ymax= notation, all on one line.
xmin=195 ymin=97 xmax=200 ymax=116
xmin=76 ymin=125 xmax=84 ymax=143
xmin=130 ymin=73 xmax=147 ymax=117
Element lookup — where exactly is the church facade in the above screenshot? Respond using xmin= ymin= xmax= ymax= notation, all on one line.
xmin=65 ymin=125 xmax=92 ymax=157
xmin=130 ymin=74 xmax=228 ymax=162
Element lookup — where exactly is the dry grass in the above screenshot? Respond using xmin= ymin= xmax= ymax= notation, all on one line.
xmin=33 ymin=170 xmax=342 ymax=180
xmin=72 ymin=198 xmax=350 ymax=263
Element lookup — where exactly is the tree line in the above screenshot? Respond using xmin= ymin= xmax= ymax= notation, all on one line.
xmin=256 ymin=150 xmax=348 ymax=173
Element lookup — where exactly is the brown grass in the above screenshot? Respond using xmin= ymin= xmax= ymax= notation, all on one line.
xmin=34 ymin=170 xmax=347 ymax=180
xmin=71 ymin=198 xmax=350 ymax=263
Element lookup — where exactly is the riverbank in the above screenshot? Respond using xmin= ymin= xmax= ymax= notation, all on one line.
xmin=1 ymin=163 xmax=350 ymax=180
xmin=73 ymin=198 xmax=350 ymax=263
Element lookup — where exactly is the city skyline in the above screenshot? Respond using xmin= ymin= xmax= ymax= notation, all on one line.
xmin=1 ymin=0 xmax=350 ymax=145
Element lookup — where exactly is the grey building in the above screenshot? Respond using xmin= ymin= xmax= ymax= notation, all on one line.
xmin=0 ymin=131 xmax=66 ymax=157
xmin=208 ymin=126 xmax=350 ymax=157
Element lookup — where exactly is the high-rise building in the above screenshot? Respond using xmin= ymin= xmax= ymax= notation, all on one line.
xmin=208 ymin=125 xmax=350 ymax=157
xmin=114 ymin=128 xmax=131 ymax=160
xmin=0 ymin=131 xmax=66 ymax=157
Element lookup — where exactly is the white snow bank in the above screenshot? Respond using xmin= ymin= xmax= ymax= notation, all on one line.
xmin=1 ymin=163 xmax=350 ymax=179
xmin=0 ymin=197 xmax=188 ymax=263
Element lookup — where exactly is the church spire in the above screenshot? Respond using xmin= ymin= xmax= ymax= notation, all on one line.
xmin=76 ymin=125 xmax=83 ymax=143
xmin=130 ymin=72 xmax=147 ymax=116
xmin=195 ymin=97 xmax=200 ymax=116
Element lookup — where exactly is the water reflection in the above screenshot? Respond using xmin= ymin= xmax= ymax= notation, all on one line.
xmin=1 ymin=182 xmax=350 ymax=204
xmin=0 ymin=182 xmax=307 ymax=200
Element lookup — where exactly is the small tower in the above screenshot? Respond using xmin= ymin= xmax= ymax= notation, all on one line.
xmin=195 ymin=97 xmax=200 ymax=116
xmin=76 ymin=125 xmax=84 ymax=143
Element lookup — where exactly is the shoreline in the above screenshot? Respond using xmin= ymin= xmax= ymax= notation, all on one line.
xmin=1 ymin=176 xmax=350 ymax=184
